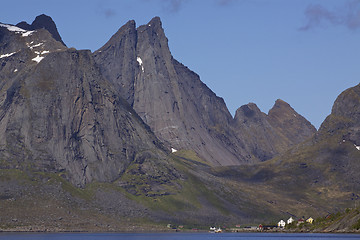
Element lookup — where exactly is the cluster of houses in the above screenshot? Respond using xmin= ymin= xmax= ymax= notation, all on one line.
xmin=258 ymin=216 xmax=314 ymax=231
xmin=227 ymin=217 xmax=315 ymax=232
xmin=279 ymin=216 xmax=314 ymax=227
xmin=169 ymin=216 xmax=315 ymax=232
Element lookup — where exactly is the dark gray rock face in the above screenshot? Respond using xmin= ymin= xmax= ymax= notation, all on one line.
xmin=94 ymin=17 xmax=316 ymax=165
xmin=0 ymin=15 xmax=317 ymax=188
xmin=94 ymin=17 xmax=248 ymax=165
xmin=16 ymin=14 xmax=66 ymax=46
xmin=233 ymin=100 xmax=316 ymax=161
xmin=267 ymin=99 xmax=316 ymax=144
xmin=319 ymin=83 xmax=360 ymax=145
xmin=0 ymin=21 xmax=167 ymax=187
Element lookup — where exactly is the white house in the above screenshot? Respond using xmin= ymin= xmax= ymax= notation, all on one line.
xmin=278 ymin=219 xmax=286 ymax=228
xmin=287 ymin=217 xmax=294 ymax=225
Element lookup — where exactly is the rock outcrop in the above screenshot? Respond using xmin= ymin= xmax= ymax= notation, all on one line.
xmin=16 ymin=14 xmax=66 ymax=46
xmin=0 ymin=15 xmax=318 ymax=189
xmin=94 ymin=17 xmax=316 ymax=166
xmin=0 ymin=18 xmax=168 ymax=187
xmin=94 ymin=17 xmax=248 ymax=166
xmin=233 ymin=99 xmax=316 ymax=161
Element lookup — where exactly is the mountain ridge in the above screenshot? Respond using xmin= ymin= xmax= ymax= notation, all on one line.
xmin=16 ymin=14 xmax=66 ymax=46
xmin=94 ymin=16 xmax=316 ymax=166
xmin=1 ymin=14 xmax=358 ymax=231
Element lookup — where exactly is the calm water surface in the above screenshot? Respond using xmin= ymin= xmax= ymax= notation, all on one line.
xmin=0 ymin=232 xmax=359 ymax=240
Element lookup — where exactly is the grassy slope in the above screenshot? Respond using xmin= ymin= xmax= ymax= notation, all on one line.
xmin=0 ymin=128 xmax=359 ymax=232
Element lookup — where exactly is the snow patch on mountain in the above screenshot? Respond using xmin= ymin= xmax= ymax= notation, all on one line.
xmin=0 ymin=23 xmax=34 ymax=37
xmin=137 ymin=57 xmax=144 ymax=72
xmin=27 ymin=42 xmax=43 ymax=50
xmin=0 ymin=52 xmax=16 ymax=59
xmin=0 ymin=23 xmax=26 ymax=33
xmin=22 ymin=31 xmax=34 ymax=37
xmin=32 ymin=55 xmax=44 ymax=63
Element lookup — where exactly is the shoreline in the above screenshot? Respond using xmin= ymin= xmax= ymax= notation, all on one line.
xmin=0 ymin=227 xmax=359 ymax=234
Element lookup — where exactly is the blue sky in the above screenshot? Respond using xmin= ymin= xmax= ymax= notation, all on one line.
xmin=2 ymin=0 xmax=360 ymax=128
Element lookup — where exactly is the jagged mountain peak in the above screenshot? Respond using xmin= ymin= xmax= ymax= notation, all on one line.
xmin=0 ymin=20 xmax=66 ymax=80
xmin=94 ymin=17 xmax=318 ymax=165
xmin=149 ymin=16 xmax=162 ymax=25
xmin=268 ymin=98 xmax=296 ymax=119
xmin=268 ymin=99 xmax=315 ymax=127
xmin=116 ymin=19 xmax=136 ymax=35
xmin=146 ymin=16 xmax=163 ymax=30
xmin=232 ymin=99 xmax=316 ymax=161
xmin=318 ymin=83 xmax=360 ymax=142
xmin=234 ymin=103 xmax=264 ymax=124
xmin=96 ymin=19 xmax=136 ymax=53
xmin=16 ymin=14 xmax=65 ymax=46
xmin=137 ymin=16 xmax=163 ymax=30
xmin=331 ymin=83 xmax=360 ymax=119
xmin=272 ymin=98 xmax=290 ymax=108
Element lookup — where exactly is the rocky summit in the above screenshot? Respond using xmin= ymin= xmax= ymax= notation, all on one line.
xmin=233 ymin=99 xmax=316 ymax=161
xmin=94 ymin=17 xmax=316 ymax=166
xmin=0 ymin=15 xmax=168 ymax=187
xmin=0 ymin=14 xmax=359 ymax=231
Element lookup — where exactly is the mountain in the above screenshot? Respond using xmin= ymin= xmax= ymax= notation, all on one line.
xmin=16 ymin=14 xmax=66 ymax=46
xmin=94 ymin=17 xmax=316 ymax=166
xmin=233 ymin=99 xmax=316 ymax=161
xmin=1 ymin=14 xmax=357 ymax=231
xmin=0 ymin=17 xmax=170 ymax=187
xmin=237 ymin=83 xmax=360 ymax=220
xmin=0 ymin=16 xmax=256 ymax=229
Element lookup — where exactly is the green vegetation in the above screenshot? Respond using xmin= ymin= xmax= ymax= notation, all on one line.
xmin=172 ymin=149 xmax=210 ymax=166
xmin=115 ymin=152 xmax=230 ymax=216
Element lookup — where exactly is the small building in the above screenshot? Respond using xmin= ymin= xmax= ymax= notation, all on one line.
xmin=287 ymin=217 xmax=294 ymax=225
xmin=297 ymin=218 xmax=305 ymax=226
xmin=306 ymin=217 xmax=314 ymax=224
xmin=278 ymin=220 xmax=286 ymax=228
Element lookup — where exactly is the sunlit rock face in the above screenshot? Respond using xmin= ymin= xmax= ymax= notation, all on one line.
xmin=0 ymin=16 xmax=167 ymax=187
xmin=94 ymin=17 xmax=317 ymax=166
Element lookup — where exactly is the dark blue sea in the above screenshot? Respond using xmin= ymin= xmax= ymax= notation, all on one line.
xmin=0 ymin=232 xmax=359 ymax=240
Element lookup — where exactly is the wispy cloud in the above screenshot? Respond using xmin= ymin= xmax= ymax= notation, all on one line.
xmin=143 ymin=0 xmax=239 ymax=13
xmin=103 ymin=9 xmax=116 ymax=18
xmin=96 ymin=0 xmax=117 ymax=18
xmin=162 ymin=0 xmax=185 ymax=13
xmin=300 ymin=0 xmax=360 ymax=31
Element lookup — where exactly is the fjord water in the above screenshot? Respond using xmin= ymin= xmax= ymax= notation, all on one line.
xmin=0 ymin=233 xmax=359 ymax=240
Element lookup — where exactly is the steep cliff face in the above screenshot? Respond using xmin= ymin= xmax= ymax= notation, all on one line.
xmin=255 ymin=83 xmax=360 ymax=211
xmin=0 ymin=19 xmax=168 ymax=187
xmin=267 ymin=99 xmax=316 ymax=145
xmin=1 ymin=15 xmax=358 ymax=228
xmin=319 ymin=83 xmax=360 ymax=142
xmin=0 ymin=15 xmax=318 ymax=187
xmin=233 ymin=100 xmax=316 ymax=161
xmin=94 ymin=17 xmax=317 ymax=166
xmin=94 ymin=17 xmax=248 ymax=166
xmin=313 ymin=83 xmax=360 ymax=186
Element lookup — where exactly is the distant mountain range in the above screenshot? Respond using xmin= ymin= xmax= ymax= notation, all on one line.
xmin=0 ymin=14 xmax=359 ymax=231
